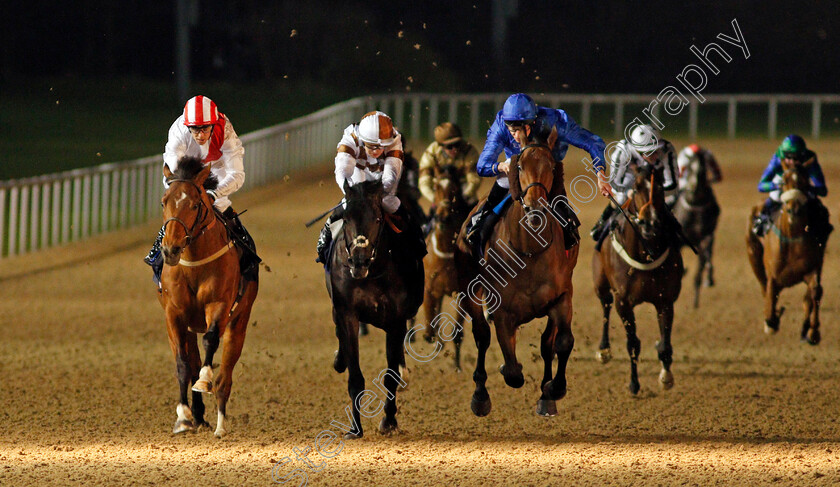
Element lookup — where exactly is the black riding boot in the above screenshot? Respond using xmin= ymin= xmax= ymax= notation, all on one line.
xmin=465 ymin=182 xmax=509 ymax=248
xmin=144 ymin=226 xmax=166 ymax=286
xmin=590 ymin=203 xmax=616 ymax=240
xmin=752 ymin=199 xmax=780 ymax=237
xmin=223 ymin=207 xmax=261 ymax=280
xmin=316 ymin=206 xmax=344 ymax=264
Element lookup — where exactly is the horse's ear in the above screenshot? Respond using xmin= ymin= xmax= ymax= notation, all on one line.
xmin=163 ymin=163 xmax=173 ymax=181
xmin=508 ymin=154 xmax=521 ymax=200
xmin=546 ymin=126 xmax=558 ymax=151
xmin=195 ymin=163 xmax=212 ymax=186
xmin=343 ymin=179 xmax=353 ymax=195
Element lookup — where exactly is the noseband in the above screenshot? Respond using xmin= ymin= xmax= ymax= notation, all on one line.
xmin=344 ymin=207 xmax=385 ymax=269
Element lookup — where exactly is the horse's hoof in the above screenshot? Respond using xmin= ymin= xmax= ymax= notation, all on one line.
xmin=343 ymin=431 xmax=363 ymax=440
xmin=596 ymin=348 xmax=612 ymax=364
xmin=470 ymin=394 xmax=492 ymax=417
xmin=333 ymin=350 xmax=346 ymax=373
xmin=535 ymin=399 xmax=558 ymax=417
xmin=542 ymin=379 xmax=567 ymax=401
xmin=703 ymin=279 xmax=715 ymax=288
xmin=804 ymin=329 xmax=821 ymax=346
xmin=659 ymin=369 xmax=675 ymax=390
xmin=378 ymin=417 xmax=399 ymax=435
xmin=499 ymin=363 xmax=524 ymax=389
xmin=191 ymin=379 xmax=213 ymax=394
xmin=628 ymin=381 xmax=641 ymax=396
xmin=764 ymin=321 xmax=779 ymax=335
xmin=173 ymin=419 xmax=196 ymax=434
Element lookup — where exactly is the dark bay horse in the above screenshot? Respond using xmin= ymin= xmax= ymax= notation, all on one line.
xmin=593 ymin=163 xmax=684 ymax=395
xmin=746 ymin=159 xmax=830 ymax=344
xmin=327 ymin=180 xmax=424 ymax=438
xmin=418 ymin=164 xmax=470 ymax=370
xmin=158 ymin=157 xmax=259 ymax=437
xmin=673 ymin=155 xmax=720 ymax=308
xmin=454 ymin=129 xmax=579 ymax=417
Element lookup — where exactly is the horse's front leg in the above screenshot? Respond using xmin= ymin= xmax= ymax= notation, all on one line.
xmin=801 ymin=272 xmax=822 ymax=345
xmin=703 ymin=234 xmax=716 ymax=288
xmin=593 ymin=252 xmax=613 ymax=363
xmin=466 ymin=296 xmax=492 ymax=417
xmin=452 ymin=313 xmax=464 ymax=373
xmin=166 ymin=310 xmax=196 ymax=434
xmin=379 ymin=321 xmax=407 ymax=435
xmin=186 ymin=333 xmax=209 ymax=429
xmin=536 ymin=293 xmax=574 ymax=416
xmin=212 ymin=303 xmax=251 ymax=438
xmin=654 ymin=301 xmax=675 ymax=390
xmin=421 ymin=286 xmax=441 ymax=343
xmin=764 ymin=279 xmax=781 ymax=334
xmin=334 ymin=309 xmax=365 ymax=439
xmin=615 ymin=299 xmax=641 ymax=395
xmin=494 ymin=310 xmax=524 ymax=389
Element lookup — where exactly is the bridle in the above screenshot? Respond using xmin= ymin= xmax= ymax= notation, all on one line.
xmin=515 ymin=143 xmax=552 ymax=212
xmin=343 ymin=203 xmax=386 ymax=271
xmin=163 ymin=179 xmax=216 ymax=248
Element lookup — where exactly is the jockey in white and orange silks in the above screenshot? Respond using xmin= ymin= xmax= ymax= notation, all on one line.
xmin=316 ymin=111 xmax=426 ymax=264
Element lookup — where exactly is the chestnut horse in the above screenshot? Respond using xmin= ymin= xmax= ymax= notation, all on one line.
xmin=454 ymin=129 xmax=579 ymax=417
xmin=327 ymin=180 xmax=424 ymax=438
xmin=158 ymin=156 xmax=258 ymax=437
xmin=746 ymin=159 xmax=830 ymax=344
xmin=593 ymin=163 xmax=683 ymax=395
xmin=673 ymin=154 xmax=720 ymax=308
xmin=419 ymin=164 xmax=470 ymax=370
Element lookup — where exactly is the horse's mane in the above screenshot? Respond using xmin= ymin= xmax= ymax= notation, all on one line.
xmin=172 ymin=156 xmax=219 ymax=191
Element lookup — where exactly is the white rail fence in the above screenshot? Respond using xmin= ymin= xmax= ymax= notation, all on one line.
xmin=2 ymin=93 xmax=838 ymax=258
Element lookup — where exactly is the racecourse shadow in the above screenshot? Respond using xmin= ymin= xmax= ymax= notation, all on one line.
xmin=0 ymin=237 xmax=149 ymax=283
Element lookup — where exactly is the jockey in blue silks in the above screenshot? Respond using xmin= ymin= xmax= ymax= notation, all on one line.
xmin=752 ymin=134 xmax=829 ymax=237
xmin=464 ymin=93 xmax=612 ymax=250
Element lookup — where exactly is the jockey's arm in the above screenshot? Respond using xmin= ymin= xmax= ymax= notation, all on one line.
xmin=808 ymin=157 xmax=828 ymax=197
xmin=417 ymin=145 xmax=438 ymax=202
xmin=562 ymin=112 xmax=611 ymax=196
xmin=334 ymin=145 xmax=357 ymax=192
xmin=661 ymin=142 xmax=678 ymax=192
xmin=757 ymin=157 xmax=782 ymax=193
xmin=212 ymin=121 xmax=245 ymax=200
xmin=381 ymin=147 xmax=404 ymax=213
xmin=476 ymin=119 xmax=509 ymax=177
xmin=706 ymin=152 xmax=723 ymax=183
xmin=162 ymin=119 xmax=189 ymax=188
xmin=461 ymin=146 xmax=481 ymax=199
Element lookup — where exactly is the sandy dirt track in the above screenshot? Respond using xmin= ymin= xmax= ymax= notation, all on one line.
xmin=2 ymin=139 xmax=840 ymax=486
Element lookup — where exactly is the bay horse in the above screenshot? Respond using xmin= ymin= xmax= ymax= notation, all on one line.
xmin=419 ymin=164 xmax=470 ymax=370
xmin=327 ymin=180 xmax=424 ymax=438
xmin=746 ymin=159 xmax=830 ymax=344
xmin=593 ymin=163 xmax=684 ymax=395
xmin=454 ymin=128 xmax=579 ymax=417
xmin=673 ymin=154 xmax=720 ymax=308
xmin=158 ymin=156 xmax=259 ymax=437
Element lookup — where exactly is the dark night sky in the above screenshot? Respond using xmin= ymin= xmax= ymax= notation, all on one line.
xmin=3 ymin=1 xmax=837 ymax=94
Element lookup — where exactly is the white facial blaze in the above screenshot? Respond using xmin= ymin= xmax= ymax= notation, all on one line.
xmin=175 ymin=191 xmax=188 ymax=208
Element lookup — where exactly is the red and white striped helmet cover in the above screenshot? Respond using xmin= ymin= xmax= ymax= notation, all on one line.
xmin=183 ymin=95 xmax=220 ymax=126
